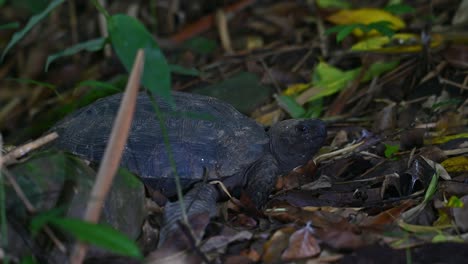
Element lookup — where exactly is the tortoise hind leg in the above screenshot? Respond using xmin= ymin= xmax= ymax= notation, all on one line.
xmin=158 ymin=183 xmax=219 ymax=247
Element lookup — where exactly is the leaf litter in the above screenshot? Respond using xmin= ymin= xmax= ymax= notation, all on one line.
xmin=1 ymin=0 xmax=468 ymax=263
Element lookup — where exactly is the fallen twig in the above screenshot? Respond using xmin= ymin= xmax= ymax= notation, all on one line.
xmin=168 ymin=0 xmax=255 ymax=44
xmin=314 ymin=141 xmax=365 ymax=164
xmin=70 ymin=49 xmax=145 ymax=264
xmin=0 ymin=132 xmax=58 ymax=167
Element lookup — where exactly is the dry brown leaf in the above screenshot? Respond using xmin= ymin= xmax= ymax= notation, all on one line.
xmin=281 ymin=222 xmax=321 ymax=260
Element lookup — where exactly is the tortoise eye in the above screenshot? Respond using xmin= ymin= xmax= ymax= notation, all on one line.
xmin=295 ymin=124 xmax=308 ymax=133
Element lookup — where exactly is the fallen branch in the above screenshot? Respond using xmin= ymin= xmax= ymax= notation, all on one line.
xmin=70 ymin=49 xmax=145 ymax=264
xmin=0 ymin=132 xmax=58 ymax=167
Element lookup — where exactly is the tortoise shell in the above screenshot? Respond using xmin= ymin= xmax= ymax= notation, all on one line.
xmin=53 ymin=92 xmax=269 ymax=196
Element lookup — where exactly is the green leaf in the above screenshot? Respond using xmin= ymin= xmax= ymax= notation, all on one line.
xmin=74 ymin=80 xmax=122 ymax=107
xmin=316 ymin=0 xmax=351 ymax=9
xmin=309 ymin=61 xmax=360 ymax=102
xmin=305 ymin=99 xmax=324 ymax=118
xmin=107 ymin=14 xmax=172 ymax=104
xmin=76 ymin=80 xmax=121 ymax=92
xmin=20 ymin=255 xmax=40 ymax=264
xmin=169 ymin=64 xmax=200 ymax=76
xmin=326 ymin=24 xmax=370 ymax=43
xmin=6 ymin=77 xmax=55 ymax=89
xmin=447 ymin=196 xmax=464 ymax=208
xmin=384 ymin=144 xmax=399 ymax=159
xmin=431 ymin=99 xmax=463 ymax=110
xmin=336 ymin=24 xmax=358 ymax=42
xmin=336 ymin=25 xmax=357 ymax=43
xmin=304 ymin=60 xmax=398 ymax=103
xmin=45 ymin=38 xmax=107 ymax=71
xmin=50 ymin=217 xmax=142 ymax=258
xmin=182 ymin=36 xmax=217 ymax=54
xmin=0 ymin=22 xmax=20 ymax=30
xmin=384 ymin=4 xmax=415 ymax=15
xmin=367 ymin=21 xmax=395 ymax=38
xmin=5 ymin=77 xmax=61 ymax=98
xmin=423 ymin=170 xmax=439 ymax=203
xmin=276 ymin=95 xmax=306 ymax=118
xmin=12 ymin=0 xmax=51 ymax=13
xmin=1 ymin=0 xmax=65 ymax=62
xmin=30 ymin=208 xmax=65 ymax=236
xmin=90 ymin=0 xmax=110 ymax=19
xmin=362 ymin=60 xmax=399 ymax=82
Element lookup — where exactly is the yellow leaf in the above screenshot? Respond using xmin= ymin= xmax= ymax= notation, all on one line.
xmin=283 ymin=83 xmax=310 ymax=96
xmin=429 ymin=132 xmax=468 ymax=144
xmin=351 ymin=33 xmax=444 ymax=53
xmin=433 ymin=210 xmax=452 ymax=226
xmin=398 ymin=220 xmax=452 ymax=233
xmin=327 ymin=8 xmax=405 ymax=36
xmin=441 ymin=156 xmax=468 ymax=173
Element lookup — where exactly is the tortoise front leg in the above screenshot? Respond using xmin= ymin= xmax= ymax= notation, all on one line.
xmin=244 ymin=154 xmax=279 ymax=208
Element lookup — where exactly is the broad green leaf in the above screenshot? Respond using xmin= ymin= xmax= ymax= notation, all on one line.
xmin=1 ymin=0 xmax=65 ymax=62
xmin=326 ymin=24 xmax=361 ymax=42
xmin=183 ymin=36 xmax=217 ymax=54
xmin=50 ymin=217 xmax=142 ymax=258
xmin=305 ymin=99 xmax=323 ymax=118
xmin=46 ymin=38 xmax=107 ymax=71
xmin=384 ymin=4 xmax=415 ymax=15
xmin=308 ymin=62 xmax=360 ymax=102
xmin=169 ymin=64 xmax=200 ymax=76
xmin=12 ymin=0 xmax=50 ymax=13
xmin=107 ymin=14 xmax=172 ymax=104
xmin=30 ymin=208 xmax=65 ymax=236
xmin=367 ymin=21 xmax=395 ymax=38
xmin=20 ymin=255 xmax=40 ymax=264
xmin=276 ymin=95 xmax=306 ymax=118
xmin=362 ymin=60 xmax=399 ymax=82
xmin=336 ymin=24 xmax=359 ymax=42
xmin=316 ymin=0 xmax=351 ymax=9
xmin=304 ymin=60 xmax=397 ymax=102
xmin=384 ymin=144 xmax=399 ymax=159
xmin=0 ymin=22 xmax=20 ymax=30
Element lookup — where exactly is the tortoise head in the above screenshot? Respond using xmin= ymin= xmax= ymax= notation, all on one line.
xmin=269 ymin=119 xmax=326 ymax=173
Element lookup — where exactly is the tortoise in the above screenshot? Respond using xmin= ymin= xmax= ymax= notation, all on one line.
xmin=52 ymin=91 xmax=326 ymax=207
